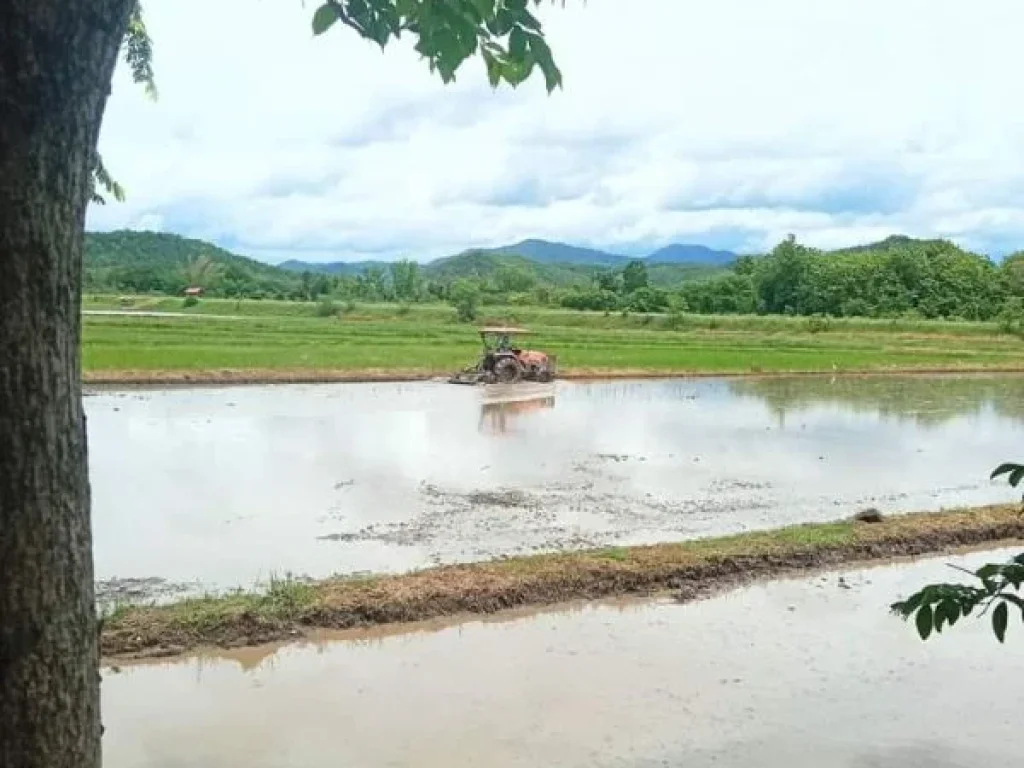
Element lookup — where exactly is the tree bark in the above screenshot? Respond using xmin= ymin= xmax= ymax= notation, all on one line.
xmin=0 ymin=3 xmax=134 ymax=767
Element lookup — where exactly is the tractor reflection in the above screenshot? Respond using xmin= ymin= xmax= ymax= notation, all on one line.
xmin=478 ymin=394 xmax=556 ymax=435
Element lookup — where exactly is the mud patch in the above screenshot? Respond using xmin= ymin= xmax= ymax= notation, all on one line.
xmin=318 ymin=473 xmax=778 ymax=562
xmin=97 ymin=576 xmax=201 ymax=606
xmin=102 ymin=504 xmax=1024 ymax=659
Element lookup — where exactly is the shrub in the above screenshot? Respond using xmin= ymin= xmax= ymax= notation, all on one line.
xmin=998 ymin=297 xmax=1024 ymax=337
xmin=625 ymin=287 xmax=669 ymax=313
xmin=314 ymin=298 xmax=339 ymax=318
xmin=663 ymin=311 xmax=687 ymax=331
xmin=560 ymin=288 xmax=619 ymax=312
xmin=806 ymin=313 xmax=832 ymax=333
xmin=182 ymin=295 xmax=199 ymax=308
xmin=449 ymin=278 xmax=481 ymax=323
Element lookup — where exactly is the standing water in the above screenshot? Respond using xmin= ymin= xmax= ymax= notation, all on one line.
xmin=87 ymin=374 xmax=1024 ymax=595
xmin=101 ymin=548 xmax=1024 ymax=767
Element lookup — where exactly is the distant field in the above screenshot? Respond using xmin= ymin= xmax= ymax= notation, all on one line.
xmin=81 ymin=295 xmax=1024 ymax=381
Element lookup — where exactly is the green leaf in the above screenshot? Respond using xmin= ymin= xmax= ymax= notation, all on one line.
xmin=1010 ymin=467 xmax=1024 ymax=487
xmin=916 ymin=603 xmax=933 ymax=640
xmin=470 ymin=0 xmax=496 ymax=19
xmin=481 ymin=48 xmax=502 ymax=87
xmin=509 ymin=27 xmax=527 ymax=60
xmin=943 ymin=599 xmax=960 ymax=627
xmin=976 ymin=563 xmax=1001 ymax=581
xmin=312 ymin=3 xmax=340 ymax=35
xmin=991 ymin=462 xmax=1023 ymax=480
xmin=516 ymin=7 xmax=543 ymax=31
xmin=993 ymin=601 xmax=1009 ymax=643
xmin=526 ymin=31 xmax=561 ymax=91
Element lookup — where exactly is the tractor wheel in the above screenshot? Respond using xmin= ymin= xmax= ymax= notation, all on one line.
xmin=493 ymin=357 xmax=523 ymax=383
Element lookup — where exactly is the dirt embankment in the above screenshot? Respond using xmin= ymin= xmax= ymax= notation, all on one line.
xmin=101 ymin=504 xmax=1024 ymax=660
xmin=83 ymin=365 xmax=1024 ymax=387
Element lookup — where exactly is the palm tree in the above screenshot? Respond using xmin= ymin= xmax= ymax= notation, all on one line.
xmin=181 ymin=253 xmax=223 ymax=290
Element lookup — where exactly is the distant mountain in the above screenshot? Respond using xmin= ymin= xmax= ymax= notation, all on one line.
xmin=647 ymin=243 xmax=736 ymax=266
xmin=279 ymin=239 xmax=740 ymax=274
xmin=487 ymin=239 xmax=630 ymax=267
xmin=424 ymin=249 xmax=596 ymax=287
xmin=278 ymin=259 xmax=390 ymax=276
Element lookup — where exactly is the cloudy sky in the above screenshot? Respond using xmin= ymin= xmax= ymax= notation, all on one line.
xmin=89 ymin=0 xmax=1024 ymax=264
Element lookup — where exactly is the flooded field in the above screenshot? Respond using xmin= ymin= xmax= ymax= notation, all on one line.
xmin=101 ymin=548 xmax=1024 ymax=768
xmin=87 ymin=373 xmax=1024 ymax=596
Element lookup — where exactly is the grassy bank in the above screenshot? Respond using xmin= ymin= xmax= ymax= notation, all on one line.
xmin=82 ymin=297 xmax=1024 ymax=382
xmin=101 ymin=504 xmax=1024 ymax=659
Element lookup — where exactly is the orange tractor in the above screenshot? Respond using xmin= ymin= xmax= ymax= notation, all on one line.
xmin=449 ymin=326 xmax=557 ymax=384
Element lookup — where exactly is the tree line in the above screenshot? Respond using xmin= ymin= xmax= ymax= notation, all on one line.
xmin=86 ymin=230 xmax=1024 ymax=327
xmin=680 ymin=235 xmax=1023 ymax=322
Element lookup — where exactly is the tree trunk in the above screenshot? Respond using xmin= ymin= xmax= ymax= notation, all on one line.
xmin=0 ymin=3 xmax=134 ymax=767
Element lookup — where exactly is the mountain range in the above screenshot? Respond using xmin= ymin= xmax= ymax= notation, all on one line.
xmin=278 ymin=238 xmax=739 ymax=274
xmin=82 ymin=231 xmax=731 ymax=297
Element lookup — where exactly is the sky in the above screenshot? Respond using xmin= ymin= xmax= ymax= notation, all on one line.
xmin=89 ymin=0 xmax=1024 ymax=264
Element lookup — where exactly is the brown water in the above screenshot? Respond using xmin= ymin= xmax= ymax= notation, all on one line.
xmin=101 ymin=548 xmax=1024 ymax=767
xmin=87 ymin=374 xmax=1024 ymax=595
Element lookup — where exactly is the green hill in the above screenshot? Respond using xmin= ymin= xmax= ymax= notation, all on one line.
xmin=85 ymin=230 xmax=301 ymax=298
xmin=85 ymin=231 xmax=727 ymax=300
xmin=423 ymin=249 xmax=594 ymax=287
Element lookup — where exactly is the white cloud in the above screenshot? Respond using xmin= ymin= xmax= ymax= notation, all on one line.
xmin=90 ymin=0 xmax=1024 ymax=262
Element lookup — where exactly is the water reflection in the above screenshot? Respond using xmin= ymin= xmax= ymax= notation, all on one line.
xmin=101 ymin=550 xmax=1024 ymax=768
xmin=728 ymin=373 xmax=1024 ymax=427
xmin=479 ymin=395 xmax=556 ymax=435
xmin=86 ymin=374 xmax=1024 ymax=592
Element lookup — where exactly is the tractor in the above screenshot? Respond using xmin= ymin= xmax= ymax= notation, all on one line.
xmin=449 ymin=326 xmax=557 ymax=385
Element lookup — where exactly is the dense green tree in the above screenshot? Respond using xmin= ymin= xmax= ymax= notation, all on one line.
xmin=390 ymin=259 xmax=422 ymax=302
xmin=0 ymin=3 xmax=563 ymax=767
xmin=1001 ymin=252 xmax=1024 ymax=297
xmin=449 ymin=277 xmax=483 ymax=322
xmin=594 ymin=268 xmax=621 ymax=293
xmin=678 ymin=236 xmax=1009 ymax=322
xmin=622 ymin=259 xmax=649 ymax=294
xmin=625 ymin=286 xmax=669 ymax=313
xmin=495 ymin=262 xmax=537 ymax=293
xmin=560 ymin=287 xmax=619 ymax=311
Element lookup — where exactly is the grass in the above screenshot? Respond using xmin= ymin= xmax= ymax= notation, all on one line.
xmin=100 ymin=504 xmax=1024 ymax=659
xmin=82 ymin=296 xmax=1024 ymax=381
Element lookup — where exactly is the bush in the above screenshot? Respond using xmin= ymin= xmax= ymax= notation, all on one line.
xmin=396 ymin=302 xmax=412 ymax=316
xmin=449 ymin=278 xmax=481 ymax=323
xmin=625 ymin=287 xmax=669 ymax=313
xmin=182 ymin=295 xmax=199 ymax=308
xmin=314 ymin=298 xmax=339 ymax=318
xmin=560 ymin=288 xmax=619 ymax=312
xmin=507 ymin=292 xmax=534 ymax=306
xmin=806 ymin=313 xmax=832 ymax=333
xmin=998 ymin=297 xmax=1024 ymax=337
xmin=662 ymin=311 xmax=687 ymax=331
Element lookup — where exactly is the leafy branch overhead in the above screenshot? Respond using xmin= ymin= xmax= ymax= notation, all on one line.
xmin=312 ymin=0 xmax=563 ymax=91
xmin=891 ymin=555 xmax=1024 ymax=643
xmin=92 ymin=1 xmax=561 ymax=203
xmin=92 ymin=1 xmax=157 ymax=203
xmin=892 ymin=461 xmax=1024 ymax=643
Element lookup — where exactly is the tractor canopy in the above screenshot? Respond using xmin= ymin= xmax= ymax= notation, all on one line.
xmin=478 ymin=326 xmax=531 ymax=351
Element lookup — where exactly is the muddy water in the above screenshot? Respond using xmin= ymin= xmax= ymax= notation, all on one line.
xmin=87 ymin=374 xmax=1024 ymax=593
xmin=101 ymin=549 xmax=1024 ymax=767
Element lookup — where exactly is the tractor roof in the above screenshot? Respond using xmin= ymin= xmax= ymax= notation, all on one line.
xmin=479 ymin=326 xmax=531 ymax=334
